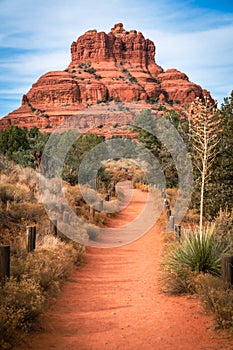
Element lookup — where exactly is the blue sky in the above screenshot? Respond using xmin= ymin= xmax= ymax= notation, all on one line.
xmin=0 ymin=0 xmax=233 ymax=118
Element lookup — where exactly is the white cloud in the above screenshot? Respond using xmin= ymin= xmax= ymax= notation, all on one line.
xmin=145 ymin=24 xmax=233 ymax=103
xmin=0 ymin=86 xmax=31 ymax=95
xmin=0 ymin=51 xmax=69 ymax=76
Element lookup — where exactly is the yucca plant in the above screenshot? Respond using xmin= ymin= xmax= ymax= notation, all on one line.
xmin=165 ymin=225 xmax=222 ymax=276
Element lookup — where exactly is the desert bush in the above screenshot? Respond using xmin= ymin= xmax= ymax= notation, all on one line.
xmin=0 ymin=155 xmax=14 ymax=172
xmin=58 ymin=221 xmax=89 ymax=245
xmin=93 ymin=211 xmax=108 ymax=226
xmin=182 ymin=209 xmax=200 ymax=224
xmin=64 ymin=184 xmax=83 ymax=207
xmin=9 ymin=202 xmax=46 ymax=223
xmin=80 ymin=185 xmax=99 ymax=204
xmin=0 ymin=156 xmax=39 ymax=203
xmin=133 ymin=182 xmax=148 ymax=192
xmin=160 ymin=226 xmax=222 ymax=294
xmin=0 ymin=156 xmax=87 ymax=347
xmin=39 ymin=235 xmax=85 ymax=264
xmin=195 ymin=274 xmax=233 ymax=329
xmin=20 ymin=242 xmax=78 ymax=294
xmin=160 ymin=264 xmax=197 ymax=295
xmin=166 ymin=188 xmax=178 ymax=207
xmin=140 ymin=183 xmax=148 ymax=192
xmin=0 ymin=278 xmax=45 ymax=349
xmin=0 ymin=184 xmax=29 ymax=209
xmin=167 ymin=226 xmax=222 ymax=275
xmin=213 ymin=209 xmax=233 ymax=253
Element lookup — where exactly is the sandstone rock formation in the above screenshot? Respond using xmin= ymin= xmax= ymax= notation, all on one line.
xmin=0 ymin=23 xmax=212 ymax=131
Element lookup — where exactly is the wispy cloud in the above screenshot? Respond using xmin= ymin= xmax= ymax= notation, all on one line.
xmin=148 ymin=24 xmax=233 ymax=103
xmin=0 ymin=51 xmax=69 ymax=76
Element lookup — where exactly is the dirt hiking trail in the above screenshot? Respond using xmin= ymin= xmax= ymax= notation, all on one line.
xmin=15 ymin=183 xmax=233 ymax=350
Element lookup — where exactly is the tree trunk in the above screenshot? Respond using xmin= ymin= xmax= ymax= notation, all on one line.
xmin=199 ymin=124 xmax=207 ymax=238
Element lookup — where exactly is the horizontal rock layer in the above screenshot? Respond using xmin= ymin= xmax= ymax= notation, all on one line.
xmin=0 ymin=23 xmax=212 ymax=131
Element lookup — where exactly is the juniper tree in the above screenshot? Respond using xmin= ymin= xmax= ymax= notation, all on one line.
xmin=214 ymin=92 xmax=233 ymax=213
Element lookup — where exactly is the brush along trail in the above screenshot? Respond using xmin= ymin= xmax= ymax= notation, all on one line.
xmin=15 ymin=182 xmax=233 ymax=350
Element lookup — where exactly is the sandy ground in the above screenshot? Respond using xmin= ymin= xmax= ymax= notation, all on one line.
xmin=14 ymin=183 xmax=233 ymax=350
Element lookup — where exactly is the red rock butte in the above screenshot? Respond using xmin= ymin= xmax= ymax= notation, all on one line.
xmin=0 ymin=23 xmax=212 ymax=131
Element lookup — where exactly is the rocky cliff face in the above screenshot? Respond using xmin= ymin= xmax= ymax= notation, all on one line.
xmin=0 ymin=23 xmax=212 ymax=131
xmin=69 ymin=23 xmax=160 ymax=71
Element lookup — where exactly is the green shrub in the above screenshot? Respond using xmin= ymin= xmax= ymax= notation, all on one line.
xmin=160 ymin=226 xmax=223 ymax=294
xmin=129 ymin=76 xmax=137 ymax=83
xmin=94 ymin=74 xmax=102 ymax=80
xmin=166 ymin=226 xmax=222 ymax=275
xmin=84 ymin=67 xmax=96 ymax=74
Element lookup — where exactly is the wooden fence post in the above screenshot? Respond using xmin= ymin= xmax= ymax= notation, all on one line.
xmin=222 ymin=254 xmax=233 ymax=285
xmin=169 ymin=215 xmax=175 ymax=230
xmin=0 ymin=245 xmax=10 ymax=281
xmin=50 ymin=219 xmax=58 ymax=237
xmin=163 ymin=197 xmax=171 ymax=219
xmin=174 ymin=224 xmax=181 ymax=241
xmin=26 ymin=226 xmax=36 ymax=252
xmin=166 ymin=208 xmax=171 ymax=219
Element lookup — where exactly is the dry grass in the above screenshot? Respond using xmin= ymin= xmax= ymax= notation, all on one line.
xmin=0 ymin=278 xmax=45 ymax=350
xmin=213 ymin=209 xmax=233 ymax=253
xmin=9 ymin=202 xmax=45 ymax=223
xmin=182 ymin=208 xmax=200 ymax=224
xmin=0 ymin=157 xmax=86 ymax=349
xmin=166 ymin=188 xmax=178 ymax=207
xmin=195 ymin=274 xmax=233 ymax=330
xmin=159 ymin=264 xmax=197 ymax=295
xmin=160 ymin=201 xmax=233 ymax=332
xmin=134 ymin=182 xmax=148 ymax=192
xmin=0 ymin=156 xmax=114 ymax=245
xmin=1 ymin=235 xmax=85 ymax=350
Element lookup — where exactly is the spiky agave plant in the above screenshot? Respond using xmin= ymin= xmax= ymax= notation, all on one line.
xmin=166 ymin=225 xmax=222 ymax=276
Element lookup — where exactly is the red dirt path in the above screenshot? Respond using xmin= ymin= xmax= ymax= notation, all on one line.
xmin=15 ymin=184 xmax=233 ymax=350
